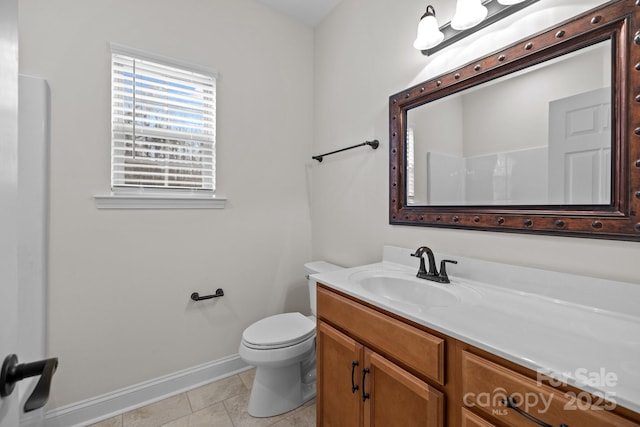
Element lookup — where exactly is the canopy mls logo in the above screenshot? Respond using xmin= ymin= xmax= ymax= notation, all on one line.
xmin=536 ymin=367 xmax=618 ymax=411
xmin=537 ymin=367 xmax=619 ymax=389
xmin=462 ymin=387 xmax=554 ymax=415
xmin=463 ymin=367 xmax=619 ymax=417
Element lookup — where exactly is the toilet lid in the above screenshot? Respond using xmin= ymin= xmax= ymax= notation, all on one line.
xmin=242 ymin=313 xmax=315 ymax=348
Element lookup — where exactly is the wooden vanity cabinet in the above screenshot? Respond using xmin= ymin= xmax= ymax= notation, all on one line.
xmin=316 ymin=286 xmax=444 ymax=427
xmin=316 ymin=284 xmax=640 ymax=427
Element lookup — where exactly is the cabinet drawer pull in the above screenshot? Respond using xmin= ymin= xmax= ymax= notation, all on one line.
xmin=502 ymin=396 xmax=568 ymax=427
xmin=351 ymin=361 xmax=359 ymax=393
xmin=362 ymin=368 xmax=370 ymax=401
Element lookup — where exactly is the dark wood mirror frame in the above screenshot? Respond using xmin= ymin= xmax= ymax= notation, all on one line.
xmin=389 ymin=0 xmax=640 ymax=241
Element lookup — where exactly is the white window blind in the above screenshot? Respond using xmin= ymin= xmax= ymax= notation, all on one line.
xmin=111 ymin=49 xmax=216 ymax=192
xmin=406 ymin=127 xmax=415 ymax=205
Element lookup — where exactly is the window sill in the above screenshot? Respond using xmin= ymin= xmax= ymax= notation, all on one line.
xmin=94 ymin=193 xmax=227 ymax=209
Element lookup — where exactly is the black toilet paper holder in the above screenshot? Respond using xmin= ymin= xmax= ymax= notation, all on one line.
xmin=190 ymin=288 xmax=224 ymax=301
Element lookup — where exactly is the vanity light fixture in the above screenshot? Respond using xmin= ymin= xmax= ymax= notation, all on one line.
xmin=413 ymin=6 xmax=445 ymax=50
xmin=415 ymin=0 xmax=539 ymax=56
xmin=451 ymin=0 xmax=488 ymax=30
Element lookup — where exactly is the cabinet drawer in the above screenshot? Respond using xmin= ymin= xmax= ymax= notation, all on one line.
xmin=461 ymin=351 xmax=638 ymax=427
xmin=317 ymin=285 xmax=445 ymax=385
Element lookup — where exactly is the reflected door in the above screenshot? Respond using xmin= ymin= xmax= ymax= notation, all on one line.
xmin=548 ymin=87 xmax=611 ymax=204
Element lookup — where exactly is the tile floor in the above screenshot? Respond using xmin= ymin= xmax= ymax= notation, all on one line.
xmin=88 ymin=369 xmax=316 ymax=427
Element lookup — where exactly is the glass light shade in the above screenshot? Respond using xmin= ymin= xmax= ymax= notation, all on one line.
xmin=497 ymin=0 xmax=526 ymax=4
xmin=413 ymin=13 xmax=444 ymax=50
xmin=451 ymin=0 xmax=488 ymax=30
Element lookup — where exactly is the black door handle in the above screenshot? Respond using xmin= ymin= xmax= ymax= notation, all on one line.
xmin=0 ymin=354 xmax=59 ymax=412
xmin=362 ymin=368 xmax=370 ymax=401
xmin=351 ymin=361 xmax=359 ymax=393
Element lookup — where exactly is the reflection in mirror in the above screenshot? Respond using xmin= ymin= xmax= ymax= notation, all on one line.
xmin=406 ymin=41 xmax=611 ymax=206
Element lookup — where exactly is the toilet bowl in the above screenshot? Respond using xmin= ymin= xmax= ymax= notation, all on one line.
xmin=238 ymin=261 xmax=342 ymax=418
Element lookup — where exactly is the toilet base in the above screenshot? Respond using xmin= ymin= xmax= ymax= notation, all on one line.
xmin=247 ymin=363 xmax=316 ymax=418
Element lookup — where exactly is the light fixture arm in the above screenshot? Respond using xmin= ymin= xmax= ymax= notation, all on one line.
xmin=420 ymin=0 xmax=540 ymax=56
xmin=420 ymin=5 xmax=436 ymax=21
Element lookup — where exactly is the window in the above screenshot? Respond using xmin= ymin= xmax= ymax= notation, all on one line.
xmin=110 ymin=45 xmax=217 ymax=194
xmin=406 ymin=127 xmax=415 ymax=205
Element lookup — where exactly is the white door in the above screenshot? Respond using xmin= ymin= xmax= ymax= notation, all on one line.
xmin=548 ymin=87 xmax=611 ymax=204
xmin=0 ymin=0 xmax=20 ymax=425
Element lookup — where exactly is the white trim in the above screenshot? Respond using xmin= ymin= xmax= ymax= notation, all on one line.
xmin=39 ymin=355 xmax=249 ymax=427
xmin=94 ymin=193 xmax=227 ymax=209
xmin=110 ymin=42 xmax=219 ymax=78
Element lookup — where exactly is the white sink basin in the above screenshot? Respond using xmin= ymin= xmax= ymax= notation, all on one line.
xmin=311 ymin=246 xmax=640 ymax=414
xmin=348 ymin=270 xmax=461 ymax=309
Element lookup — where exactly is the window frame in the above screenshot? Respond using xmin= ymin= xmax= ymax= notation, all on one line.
xmin=96 ymin=43 xmax=225 ymax=209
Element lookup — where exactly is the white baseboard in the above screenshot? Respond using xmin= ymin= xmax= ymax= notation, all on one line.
xmin=37 ymin=354 xmax=250 ymax=427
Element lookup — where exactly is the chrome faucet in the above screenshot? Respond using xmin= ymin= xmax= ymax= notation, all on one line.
xmin=410 ymin=246 xmax=457 ymax=284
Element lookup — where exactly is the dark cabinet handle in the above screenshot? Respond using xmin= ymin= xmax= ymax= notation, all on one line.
xmin=351 ymin=361 xmax=359 ymax=393
xmin=0 ymin=354 xmax=59 ymax=412
xmin=362 ymin=368 xmax=370 ymax=401
xmin=502 ymin=396 xmax=568 ymax=427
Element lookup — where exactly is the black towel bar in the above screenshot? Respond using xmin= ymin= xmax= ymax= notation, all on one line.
xmin=312 ymin=140 xmax=379 ymax=162
xmin=191 ymin=288 xmax=224 ymax=301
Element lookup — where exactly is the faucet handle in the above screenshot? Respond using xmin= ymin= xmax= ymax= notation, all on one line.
xmin=438 ymin=259 xmax=458 ymax=283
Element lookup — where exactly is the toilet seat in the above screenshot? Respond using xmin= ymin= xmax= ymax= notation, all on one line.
xmin=242 ymin=312 xmax=315 ymax=350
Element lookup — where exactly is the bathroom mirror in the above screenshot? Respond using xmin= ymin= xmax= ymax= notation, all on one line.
xmin=407 ymin=41 xmax=611 ymax=207
xmin=389 ymin=0 xmax=640 ymax=241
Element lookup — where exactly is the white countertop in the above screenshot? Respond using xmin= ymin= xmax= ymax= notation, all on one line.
xmin=311 ymin=246 xmax=640 ymax=413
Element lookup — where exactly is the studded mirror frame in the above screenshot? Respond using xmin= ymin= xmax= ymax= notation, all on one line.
xmin=389 ymin=0 xmax=640 ymax=241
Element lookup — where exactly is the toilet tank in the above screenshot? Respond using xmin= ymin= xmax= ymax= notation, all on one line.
xmin=304 ymin=261 xmax=343 ymax=316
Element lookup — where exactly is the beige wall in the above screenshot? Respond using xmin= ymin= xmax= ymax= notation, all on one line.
xmin=312 ymin=0 xmax=639 ymax=279
xmin=19 ymin=0 xmax=314 ymax=407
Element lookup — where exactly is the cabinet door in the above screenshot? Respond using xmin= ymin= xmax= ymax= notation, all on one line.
xmin=363 ymin=349 xmax=444 ymax=427
xmin=317 ymin=321 xmax=364 ymax=427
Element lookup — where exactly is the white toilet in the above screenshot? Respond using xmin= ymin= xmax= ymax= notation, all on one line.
xmin=238 ymin=261 xmax=343 ymax=417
